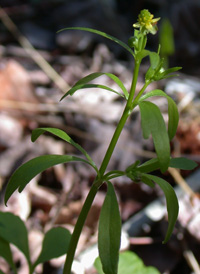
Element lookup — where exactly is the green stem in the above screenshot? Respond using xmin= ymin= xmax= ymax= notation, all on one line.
xmin=99 ymin=60 xmax=141 ymax=176
xmin=127 ymin=60 xmax=141 ymax=106
xmin=132 ymin=81 xmax=150 ymax=107
xmin=63 ymin=183 xmax=99 ymax=274
xmin=29 ymin=261 xmax=35 ymax=274
xmin=62 ymin=59 xmax=141 ymax=274
xmin=98 ymin=108 xmax=129 ymax=177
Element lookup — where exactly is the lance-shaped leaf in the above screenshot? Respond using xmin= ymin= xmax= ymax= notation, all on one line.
xmin=139 ymin=101 xmax=170 ymax=172
xmin=61 ymin=84 xmax=124 ymax=100
xmin=31 ymin=128 xmax=98 ymax=173
xmin=143 ymin=174 xmax=179 ymax=243
xmin=149 ymin=52 xmax=160 ymax=69
xmin=158 ymin=67 xmax=182 ymax=80
xmin=139 ymin=89 xmax=179 ymax=140
xmin=141 ymin=174 xmax=155 ymax=188
xmin=33 ymin=227 xmax=71 ymax=267
xmin=103 ymin=170 xmax=126 ymax=181
xmin=60 ymin=72 xmax=129 ymax=100
xmin=61 ymin=84 xmax=125 ymax=101
xmin=0 ymin=236 xmax=17 ymax=273
xmin=170 ymin=157 xmax=198 ymax=170
xmin=57 ymin=27 xmax=135 ymax=57
xmin=98 ymin=181 xmax=121 ymax=274
xmin=137 ymin=157 xmax=197 ymax=174
xmin=137 ymin=158 xmax=160 ymax=173
xmin=0 ymin=212 xmax=30 ymax=264
xmin=5 ymin=155 xmax=92 ymax=205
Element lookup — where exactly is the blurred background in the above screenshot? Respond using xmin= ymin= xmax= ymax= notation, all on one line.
xmin=0 ymin=0 xmax=200 ymax=273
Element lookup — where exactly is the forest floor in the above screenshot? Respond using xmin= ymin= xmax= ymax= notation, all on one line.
xmin=0 ymin=2 xmax=200 ymax=274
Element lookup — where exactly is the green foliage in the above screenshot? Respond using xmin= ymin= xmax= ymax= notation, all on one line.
xmin=57 ymin=27 xmax=135 ymax=57
xmin=33 ymin=227 xmax=71 ymax=268
xmin=5 ymin=154 xmax=93 ymax=205
xmin=2 ymin=9 xmax=197 ymax=274
xmin=139 ymin=89 xmax=179 ymax=140
xmin=31 ymin=127 xmax=98 ymax=172
xmin=139 ymin=101 xmax=170 ymax=173
xmin=170 ymin=157 xmax=198 ymax=170
xmin=98 ymin=182 xmax=121 ymax=274
xmin=0 ymin=212 xmax=30 ymax=264
xmin=0 ymin=236 xmax=17 ymax=273
xmin=94 ymin=251 xmax=161 ymax=274
xmin=142 ymin=175 xmax=179 ymax=243
xmin=60 ymin=72 xmax=129 ymax=100
xmin=0 ymin=212 xmax=71 ymax=273
xmin=160 ymin=18 xmax=175 ymax=56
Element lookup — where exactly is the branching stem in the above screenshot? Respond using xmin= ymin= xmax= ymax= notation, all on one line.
xmin=62 ymin=57 xmax=141 ymax=274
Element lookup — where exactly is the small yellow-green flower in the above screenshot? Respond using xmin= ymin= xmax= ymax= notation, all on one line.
xmin=133 ymin=9 xmax=160 ymax=35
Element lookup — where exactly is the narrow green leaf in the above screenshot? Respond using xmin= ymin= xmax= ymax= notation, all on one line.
xmin=60 ymin=83 xmax=125 ymax=101
xmin=167 ymin=97 xmax=179 ymax=140
xmin=141 ymin=174 xmax=155 ymax=188
xmin=0 ymin=212 xmax=30 ymax=263
xmin=145 ymin=67 xmax=155 ymax=81
xmin=137 ymin=158 xmax=160 ymax=173
xmin=103 ymin=170 xmax=125 ymax=181
xmin=0 ymin=236 xmax=17 ymax=273
xmin=57 ymin=27 xmax=135 ymax=57
xmin=139 ymin=89 xmax=179 ymax=140
xmin=33 ymin=227 xmax=71 ymax=267
xmin=159 ymin=73 xmax=180 ymax=80
xmin=149 ymin=52 xmax=160 ymax=69
xmin=0 ymin=269 xmax=5 ymax=274
xmin=98 ymin=182 xmax=121 ymax=274
xmin=60 ymin=72 xmax=129 ymax=100
xmin=144 ymin=175 xmax=179 ymax=243
xmin=161 ymin=67 xmax=182 ymax=78
xmin=125 ymin=160 xmax=140 ymax=173
xmin=31 ymin=128 xmax=97 ymax=172
xmin=137 ymin=157 xmax=197 ymax=174
xmin=139 ymin=101 xmax=170 ymax=172
xmin=170 ymin=157 xmax=198 ymax=170
xmin=5 ymin=155 xmax=91 ymax=205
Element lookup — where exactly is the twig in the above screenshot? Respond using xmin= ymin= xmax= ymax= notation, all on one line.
xmin=168 ymin=167 xmax=196 ymax=198
xmin=0 ymin=6 xmax=70 ymax=93
xmin=184 ymin=249 xmax=200 ymax=274
xmin=46 ymin=166 xmax=77 ymax=229
xmin=129 ymin=236 xmax=154 ymax=245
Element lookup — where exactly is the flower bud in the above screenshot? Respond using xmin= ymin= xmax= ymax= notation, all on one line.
xmin=128 ymin=36 xmax=139 ymax=49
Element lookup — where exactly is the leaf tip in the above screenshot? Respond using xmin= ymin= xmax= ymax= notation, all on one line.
xmin=31 ymin=135 xmax=35 ymax=143
xmin=162 ymin=235 xmax=169 ymax=244
xmin=60 ymin=93 xmax=68 ymax=101
xmin=4 ymin=192 xmax=10 ymax=207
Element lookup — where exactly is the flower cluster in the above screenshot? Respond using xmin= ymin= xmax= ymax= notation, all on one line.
xmin=133 ymin=9 xmax=160 ymax=35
